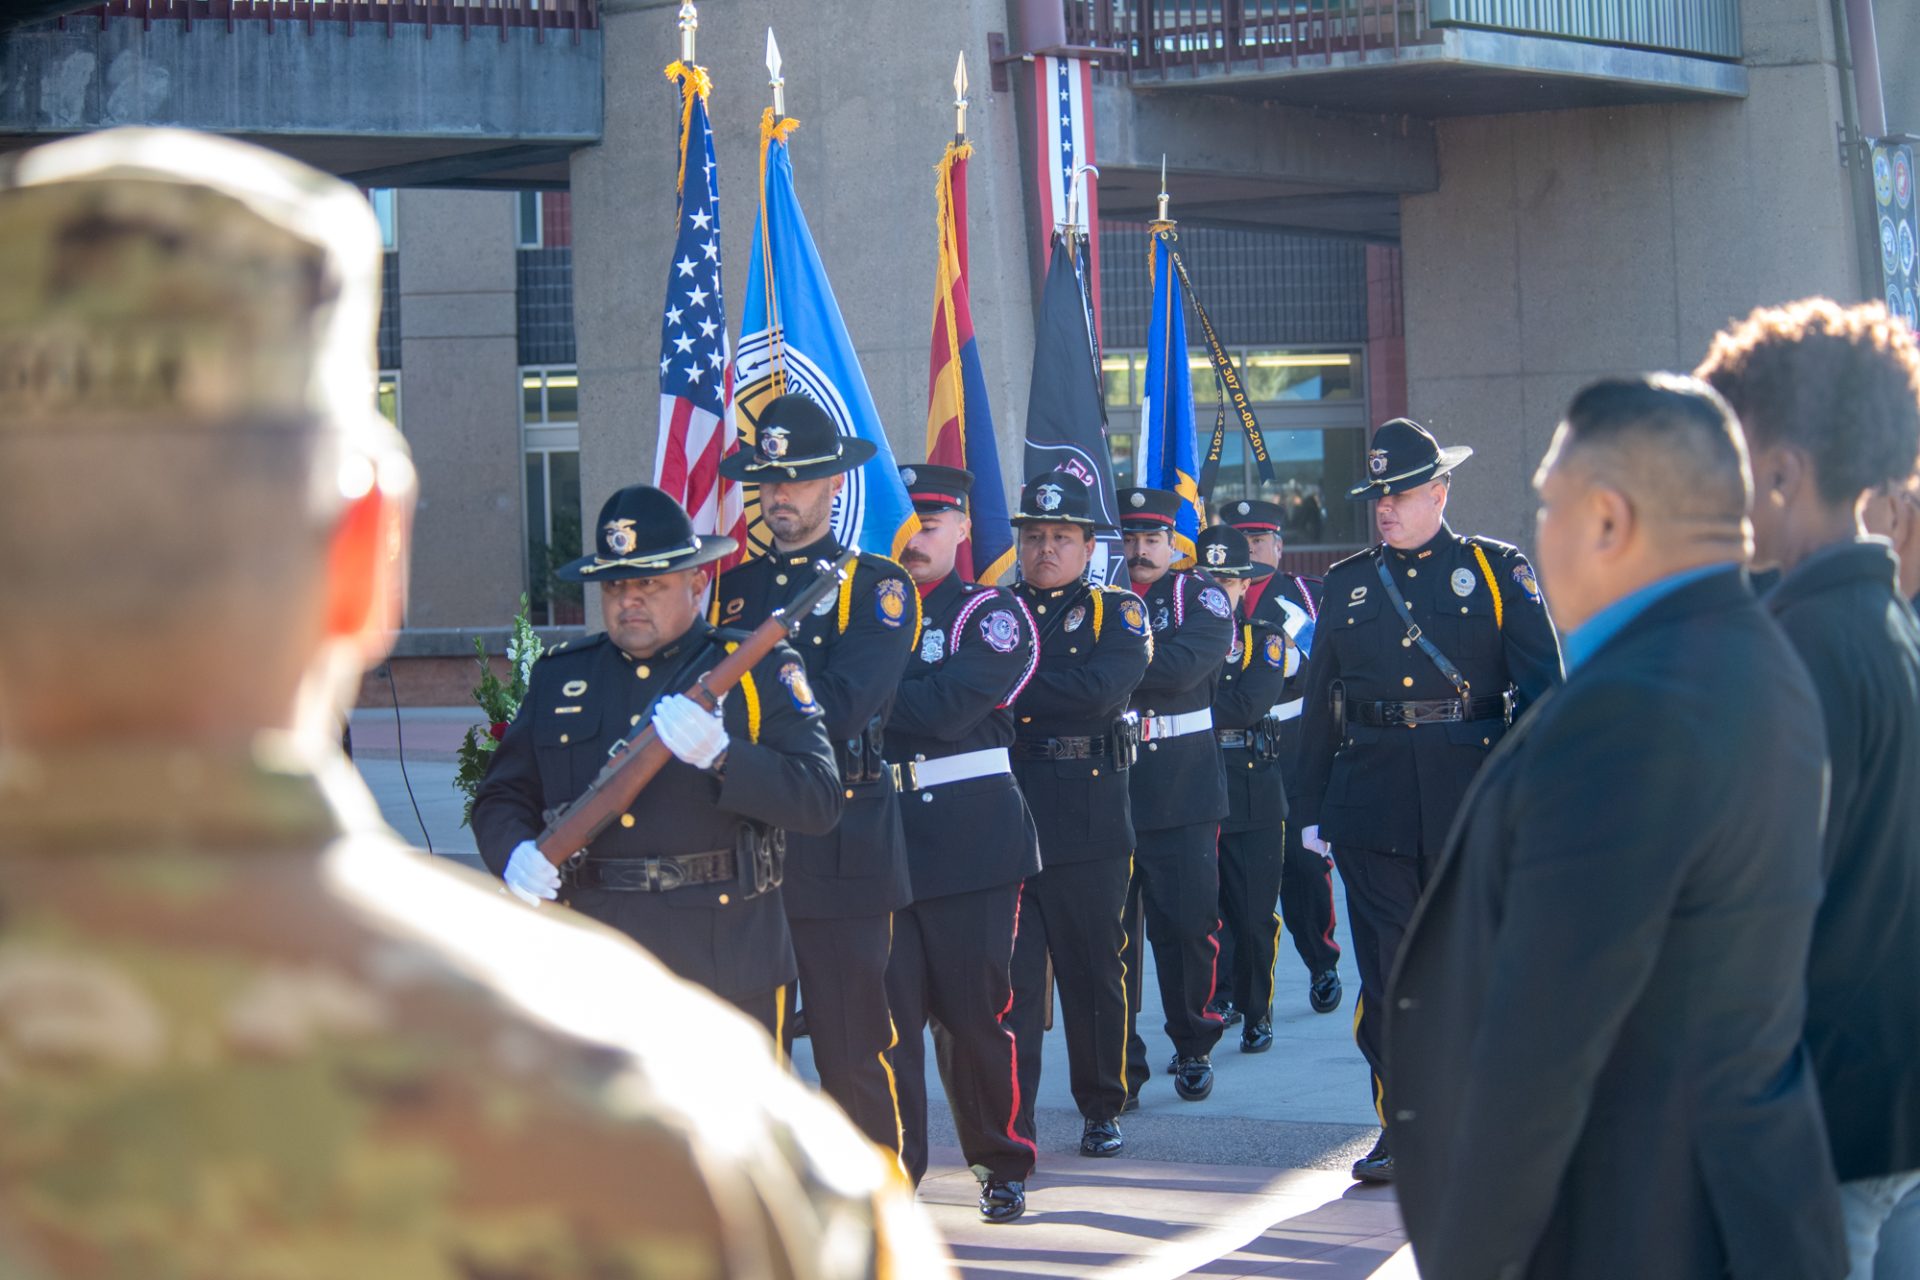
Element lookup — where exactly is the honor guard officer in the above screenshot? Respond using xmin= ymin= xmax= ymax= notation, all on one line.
xmin=1217 ymin=498 xmax=1342 ymax=1016
xmin=714 ymin=394 xmax=918 ymax=1157
xmin=1197 ymin=526 xmax=1296 ymax=1055
xmin=0 ymin=128 xmax=949 ymax=1278
xmin=886 ymin=464 xmax=1041 ymax=1222
xmin=1005 ymin=472 xmax=1152 ymax=1160
xmin=1291 ymin=418 xmax=1562 ymax=1182
xmin=474 ymin=484 xmax=844 ymax=1033
xmin=1118 ymin=487 xmax=1236 ymax=1105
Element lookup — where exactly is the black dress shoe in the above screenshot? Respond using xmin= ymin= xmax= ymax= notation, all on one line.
xmin=1080 ymin=1117 xmax=1124 ymax=1157
xmin=1309 ymin=968 xmax=1343 ymax=1014
xmin=1240 ymin=1018 xmax=1273 ymax=1053
xmin=1351 ymin=1132 xmax=1394 ymax=1183
xmin=790 ymin=1008 xmax=810 ymax=1039
xmin=1171 ymin=1055 xmax=1214 ymax=1101
xmin=1205 ymin=997 xmax=1243 ymax=1027
xmin=979 ymin=1178 xmax=1026 ymax=1222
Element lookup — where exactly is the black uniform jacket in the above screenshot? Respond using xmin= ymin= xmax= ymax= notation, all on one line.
xmin=1212 ymin=613 xmax=1293 ymax=835
xmin=1128 ymin=569 xmax=1234 ymax=832
xmin=885 ymin=573 xmax=1041 ymax=901
xmin=1291 ymin=524 xmax=1562 ymax=855
xmin=473 ymin=621 xmax=842 ymax=999
xmin=1768 ymin=539 xmax=1920 ymax=1184
xmin=716 ymin=536 xmax=917 ymax=918
xmin=1388 ymin=567 xmax=1845 ymax=1280
xmin=1010 ymin=580 xmax=1152 ymax=867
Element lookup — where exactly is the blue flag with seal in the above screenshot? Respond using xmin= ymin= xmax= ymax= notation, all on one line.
xmin=1141 ymin=222 xmax=1204 ymax=567
xmin=733 ymin=111 xmax=918 ymax=560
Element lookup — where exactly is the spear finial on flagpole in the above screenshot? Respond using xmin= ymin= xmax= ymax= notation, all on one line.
xmin=953 ymin=52 xmax=970 ymax=143
xmin=1157 ymin=154 xmax=1171 ymax=223
xmin=766 ymin=27 xmax=785 ymax=120
xmin=1064 ymin=162 xmax=1100 ymax=252
xmin=678 ymin=1 xmax=697 ymax=64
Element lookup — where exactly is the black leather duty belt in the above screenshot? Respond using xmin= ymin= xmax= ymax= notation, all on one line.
xmin=1346 ymin=694 xmax=1510 ymax=728
xmin=1216 ymin=730 xmax=1250 ymax=748
xmin=1013 ymin=735 xmax=1113 ymax=761
xmin=563 ymin=849 xmax=734 ymax=892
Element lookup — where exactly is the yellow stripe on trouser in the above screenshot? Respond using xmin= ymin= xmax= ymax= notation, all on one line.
xmin=1116 ymin=852 xmax=1135 ymax=1098
xmin=773 ymin=983 xmax=787 ymax=1068
xmin=876 ymin=913 xmax=906 ymax=1175
xmin=1352 ymin=993 xmax=1387 ymax=1126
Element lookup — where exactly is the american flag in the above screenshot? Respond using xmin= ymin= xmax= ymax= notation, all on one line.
xmin=653 ymin=64 xmax=744 ymax=573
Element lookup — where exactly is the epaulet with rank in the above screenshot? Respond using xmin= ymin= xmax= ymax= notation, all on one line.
xmin=1462 ymin=533 xmax=1521 ymax=558
xmin=538 ymin=632 xmax=605 ymax=662
xmin=1327 ymin=545 xmax=1378 ymax=576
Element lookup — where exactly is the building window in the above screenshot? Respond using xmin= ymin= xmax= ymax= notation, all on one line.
xmin=1103 ymin=345 xmax=1370 ymax=549
xmin=516 ymin=190 xmax=543 ymax=250
xmin=523 ymin=365 xmax=583 ymax=626
xmin=369 ymin=189 xmax=397 ymax=251
xmin=376 ymin=371 xmax=400 ymax=428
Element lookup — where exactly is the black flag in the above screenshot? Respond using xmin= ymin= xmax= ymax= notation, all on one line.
xmin=1021 ymin=233 xmax=1128 ymax=588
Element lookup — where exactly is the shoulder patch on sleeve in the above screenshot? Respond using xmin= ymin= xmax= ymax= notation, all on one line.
xmin=1118 ymin=593 xmax=1150 ymax=637
xmin=1511 ymin=561 xmax=1543 ymax=604
xmin=875 ymin=576 xmax=909 ymax=629
xmin=980 ymin=608 xmax=1022 ymax=653
xmin=1263 ymin=632 xmax=1286 ymax=669
xmin=776 ymin=660 xmax=820 ymax=715
xmin=1199 ymin=585 xmax=1231 ymax=619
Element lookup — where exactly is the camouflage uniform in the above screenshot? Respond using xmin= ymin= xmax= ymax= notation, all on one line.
xmin=0 ymin=128 xmax=952 ymax=1280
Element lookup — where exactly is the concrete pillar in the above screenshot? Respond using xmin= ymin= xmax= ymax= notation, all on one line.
xmin=1399 ymin=0 xmax=1858 ymax=548
xmin=569 ymin=0 xmax=1039 ymax=571
xmin=396 ymin=188 xmax=525 ymax=629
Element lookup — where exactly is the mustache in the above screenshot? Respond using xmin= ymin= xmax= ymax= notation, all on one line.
xmin=900 ymin=550 xmax=929 ymax=564
xmin=1127 ymin=555 xmax=1156 ymax=568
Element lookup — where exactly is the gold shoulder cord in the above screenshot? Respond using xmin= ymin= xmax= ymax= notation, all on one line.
xmin=1471 ymin=543 xmax=1504 ymax=630
xmin=722 ymin=642 xmax=763 ymax=742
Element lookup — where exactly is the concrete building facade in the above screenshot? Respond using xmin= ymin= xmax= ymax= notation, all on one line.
xmin=3 ymin=0 xmax=1913 ymax=698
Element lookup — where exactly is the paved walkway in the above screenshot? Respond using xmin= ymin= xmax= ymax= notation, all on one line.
xmin=348 ymin=706 xmax=1414 ymax=1277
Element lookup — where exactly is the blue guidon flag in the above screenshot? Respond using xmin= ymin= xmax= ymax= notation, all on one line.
xmin=733 ymin=110 xmax=918 ymax=561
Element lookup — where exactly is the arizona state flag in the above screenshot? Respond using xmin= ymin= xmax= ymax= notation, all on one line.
xmin=733 ymin=111 xmax=918 ymax=560
xmin=1141 ymin=222 xmax=1204 ymax=567
xmin=926 ymin=142 xmax=1013 ymax=583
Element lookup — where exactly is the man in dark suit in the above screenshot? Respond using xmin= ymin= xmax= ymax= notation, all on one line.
xmin=885 ymin=463 xmax=1039 ymax=1222
xmin=1389 ymin=375 xmax=1846 ymax=1280
xmin=1701 ymin=300 xmax=1920 ymax=1276
xmin=714 ymin=394 xmax=918 ymax=1158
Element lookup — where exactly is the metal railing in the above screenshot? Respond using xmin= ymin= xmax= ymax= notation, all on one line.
xmin=1067 ymin=0 xmax=1740 ymax=76
xmin=1067 ymin=1 xmax=1433 ymax=76
xmin=58 ymin=0 xmax=598 ymax=42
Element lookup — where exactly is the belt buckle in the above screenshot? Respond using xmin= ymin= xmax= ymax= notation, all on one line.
xmin=903 ymin=761 xmax=920 ymax=791
xmin=646 ymin=857 xmax=687 ymax=892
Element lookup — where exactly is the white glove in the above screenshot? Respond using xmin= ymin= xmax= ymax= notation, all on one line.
xmin=504 ymin=839 xmax=560 ymax=906
xmin=653 ymin=693 xmax=729 ymax=770
xmin=1301 ymin=824 xmax=1330 ymax=856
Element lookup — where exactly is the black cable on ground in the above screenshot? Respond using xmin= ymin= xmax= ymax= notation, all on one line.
xmin=384 ymin=665 xmax=435 ymax=856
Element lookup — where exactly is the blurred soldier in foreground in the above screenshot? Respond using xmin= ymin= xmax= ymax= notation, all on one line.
xmin=1005 ymin=473 xmax=1151 ymax=1159
xmin=1702 ymin=301 xmax=1920 ymax=1278
xmin=1389 ymin=376 xmax=1844 ymax=1280
xmin=886 ymin=464 xmax=1039 ymax=1221
xmin=1214 ymin=499 xmax=1340 ymax=1016
xmin=0 ymin=127 xmax=949 ymax=1279
xmin=1291 ymin=418 xmax=1562 ymax=1182
xmin=1196 ymin=526 xmax=1294 ymax=1054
